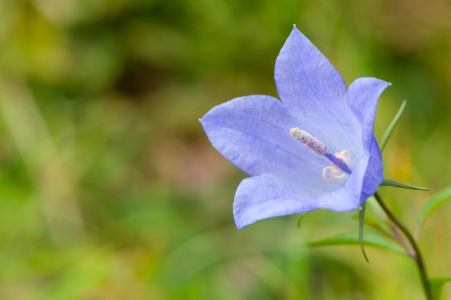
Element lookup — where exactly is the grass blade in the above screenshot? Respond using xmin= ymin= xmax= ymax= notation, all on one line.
xmin=359 ymin=202 xmax=369 ymax=262
xmin=379 ymin=100 xmax=406 ymax=152
xmin=308 ymin=232 xmax=407 ymax=256
xmin=380 ymin=179 xmax=430 ymax=191
xmin=430 ymin=277 xmax=451 ymax=300
xmin=416 ymin=186 xmax=451 ymax=239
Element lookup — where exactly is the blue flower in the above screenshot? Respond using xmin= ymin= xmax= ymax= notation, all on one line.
xmin=200 ymin=26 xmax=390 ymax=230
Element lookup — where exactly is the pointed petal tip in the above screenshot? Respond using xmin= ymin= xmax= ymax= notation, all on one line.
xmin=369 ymin=77 xmax=391 ymax=87
xmin=357 ymin=77 xmax=391 ymax=86
xmin=291 ymin=24 xmax=301 ymax=35
xmin=234 ymin=205 xmax=252 ymax=231
xmin=234 ymin=216 xmax=247 ymax=231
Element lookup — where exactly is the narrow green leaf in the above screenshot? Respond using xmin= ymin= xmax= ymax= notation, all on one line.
xmin=416 ymin=186 xmax=451 ymax=238
xmin=380 ymin=179 xmax=430 ymax=191
xmin=359 ymin=202 xmax=369 ymax=262
xmin=353 ymin=198 xmax=394 ymax=239
xmin=308 ymin=233 xmax=407 ymax=256
xmin=365 ymin=196 xmax=393 ymax=235
xmin=297 ymin=213 xmax=308 ymax=228
xmin=430 ymin=277 xmax=451 ymax=300
xmin=379 ymin=100 xmax=406 ymax=152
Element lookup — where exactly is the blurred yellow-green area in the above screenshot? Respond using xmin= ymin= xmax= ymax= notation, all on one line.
xmin=0 ymin=0 xmax=450 ymax=299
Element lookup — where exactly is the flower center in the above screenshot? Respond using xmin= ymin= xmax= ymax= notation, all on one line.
xmin=290 ymin=128 xmax=352 ymax=181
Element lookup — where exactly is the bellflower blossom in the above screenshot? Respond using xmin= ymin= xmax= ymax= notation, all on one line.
xmin=200 ymin=26 xmax=390 ymax=230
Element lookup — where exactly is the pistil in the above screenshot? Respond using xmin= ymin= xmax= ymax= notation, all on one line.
xmin=290 ymin=128 xmax=352 ymax=176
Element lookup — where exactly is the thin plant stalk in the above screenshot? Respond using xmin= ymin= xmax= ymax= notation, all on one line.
xmin=374 ymin=192 xmax=432 ymax=300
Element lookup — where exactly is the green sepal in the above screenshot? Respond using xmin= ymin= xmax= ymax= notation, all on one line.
xmin=297 ymin=212 xmax=308 ymax=228
xmin=358 ymin=202 xmax=369 ymax=262
xmin=380 ymin=179 xmax=430 ymax=191
xmin=379 ymin=100 xmax=406 ymax=153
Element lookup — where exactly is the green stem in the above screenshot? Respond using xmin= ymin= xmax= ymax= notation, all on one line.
xmin=374 ymin=192 xmax=432 ymax=300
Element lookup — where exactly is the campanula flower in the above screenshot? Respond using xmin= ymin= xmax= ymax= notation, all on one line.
xmin=200 ymin=26 xmax=390 ymax=230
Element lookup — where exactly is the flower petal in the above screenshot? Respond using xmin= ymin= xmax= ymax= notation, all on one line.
xmin=360 ymin=136 xmax=384 ymax=202
xmin=200 ymin=95 xmax=345 ymax=194
xmin=233 ymin=174 xmax=316 ymax=230
xmin=274 ymin=26 xmax=364 ymax=160
xmin=316 ymin=153 xmax=370 ymax=211
xmin=234 ymin=154 xmax=370 ymax=230
xmin=346 ymin=77 xmax=391 ymax=153
xmin=346 ymin=77 xmax=389 ymax=202
xmin=275 ymin=26 xmax=347 ymax=112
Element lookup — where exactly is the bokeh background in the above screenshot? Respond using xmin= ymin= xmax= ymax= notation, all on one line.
xmin=0 ymin=0 xmax=450 ymax=299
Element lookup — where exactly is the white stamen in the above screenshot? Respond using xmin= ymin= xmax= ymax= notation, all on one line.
xmin=290 ymin=128 xmax=328 ymax=156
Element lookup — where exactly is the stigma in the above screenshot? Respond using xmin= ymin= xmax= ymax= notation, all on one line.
xmin=290 ymin=128 xmax=352 ymax=179
xmin=323 ymin=150 xmax=351 ymax=181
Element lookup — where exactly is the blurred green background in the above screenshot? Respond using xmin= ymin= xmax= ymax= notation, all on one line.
xmin=0 ymin=0 xmax=450 ymax=299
